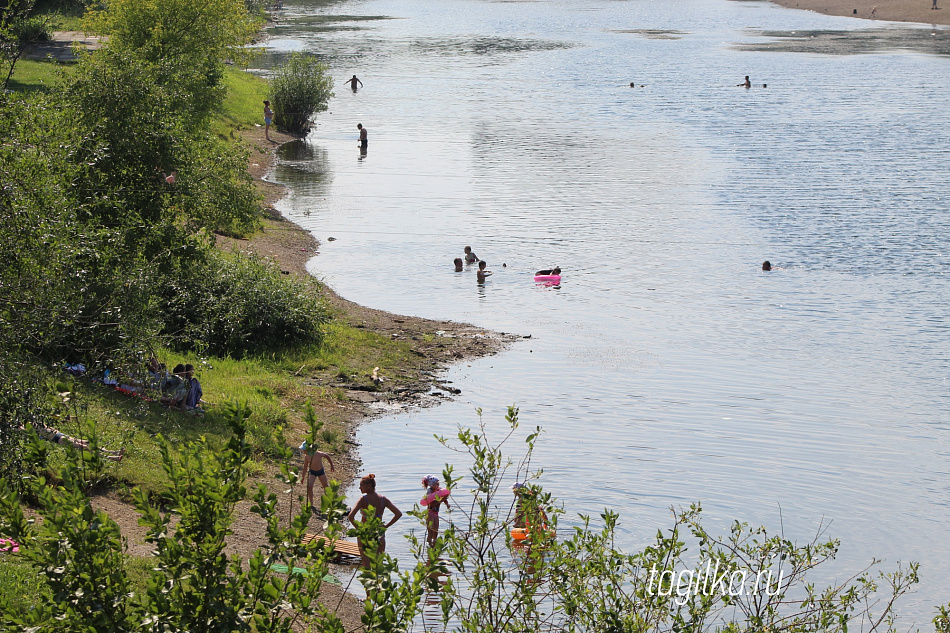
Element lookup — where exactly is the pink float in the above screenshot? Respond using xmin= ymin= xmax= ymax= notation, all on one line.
xmin=421 ymin=488 xmax=450 ymax=506
xmin=534 ymin=274 xmax=561 ymax=284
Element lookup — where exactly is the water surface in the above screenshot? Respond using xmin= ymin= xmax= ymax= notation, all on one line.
xmin=256 ymin=0 xmax=950 ymax=620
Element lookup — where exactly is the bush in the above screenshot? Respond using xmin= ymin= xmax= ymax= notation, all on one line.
xmin=157 ymin=249 xmax=330 ymax=357
xmin=14 ymin=16 xmax=50 ymax=42
xmin=269 ymin=53 xmax=333 ymax=134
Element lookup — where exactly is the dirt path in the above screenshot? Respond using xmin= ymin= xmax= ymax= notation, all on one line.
xmin=22 ymin=31 xmax=105 ymax=62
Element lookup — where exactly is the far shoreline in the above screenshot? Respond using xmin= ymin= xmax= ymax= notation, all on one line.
xmin=768 ymin=0 xmax=950 ymax=26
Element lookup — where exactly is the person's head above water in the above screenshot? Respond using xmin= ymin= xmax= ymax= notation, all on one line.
xmin=464 ymin=246 xmax=472 ymax=253
xmin=357 ymin=123 xmax=363 ymax=130
xmin=478 ymin=260 xmax=487 ymax=270
xmin=454 ymin=257 xmax=463 ymax=271
xmin=762 ymin=260 xmax=772 ymax=271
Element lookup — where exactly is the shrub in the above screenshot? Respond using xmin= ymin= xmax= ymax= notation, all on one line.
xmin=269 ymin=52 xmax=333 ymax=134
xmin=157 ymin=249 xmax=330 ymax=357
xmin=14 ymin=16 xmax=50 ymax=42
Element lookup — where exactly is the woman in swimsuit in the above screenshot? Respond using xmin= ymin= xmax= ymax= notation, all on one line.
xmin=420 ymin=475 xmax=451 ymax=547
xmin=347 ymin=474 xmax=402 ymax=568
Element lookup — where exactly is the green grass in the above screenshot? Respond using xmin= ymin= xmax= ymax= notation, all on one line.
xmin=0 ymin=555 xmax=48 ymax=614
xmin=35 ymin=7 xmax=87 ymax=31
xmin=0 ymin=553 xmax=162 ymax=616
xmin=8 ymin=52 xmax=266 ymax=142
xmin=41 ymin=320 xmax=422 ymax=497
xmin=6 ymin=59 xmax=73 ymax=93
xmin=215 ymin=67 xmax=269 ymax=137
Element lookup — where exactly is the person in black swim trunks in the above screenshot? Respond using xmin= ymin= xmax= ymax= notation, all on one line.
xmin=300 ymin=440 xmax=336 ymax=508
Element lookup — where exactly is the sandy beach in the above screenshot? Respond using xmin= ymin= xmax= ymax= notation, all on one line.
xmin=769 ymin=0 xmax=950 ymax=25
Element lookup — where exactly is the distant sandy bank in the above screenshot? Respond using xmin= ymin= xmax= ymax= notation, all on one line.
xmin=770 ymin=0 xmax=950 ymax=25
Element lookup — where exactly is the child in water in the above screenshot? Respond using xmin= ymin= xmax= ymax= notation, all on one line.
xmin=454 ymin=257 xmax=464 ymax=272
xmin=421 ymin=475 xmax=451 ymax=547
xmin=535 ymin=266 xmax=561 ymax=276
xmin=463 ymin=246 xmax=479 ymax=264
xmin=477 ymin=260 xmax=492 ymax=283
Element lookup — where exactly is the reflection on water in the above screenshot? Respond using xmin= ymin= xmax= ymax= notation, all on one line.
xmin=257 ymin=0 xmax=950 ymax=621
xmin=737 ymin=26 xmax=950 ymax=55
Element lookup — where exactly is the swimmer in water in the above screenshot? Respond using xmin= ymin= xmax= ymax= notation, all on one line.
xmin=464 ymin=246 xmax=479 ymax=264
xmin=535 ymin=267 xmax=561 ymax=276
xmin=454 ymin=257 xmax=464 ymax=272
xmin=477 ymin=260 xmax=492 ymax=283
xmin=738 ymin=76 xmax=751 ymax=88
xmin=762 ymin=260 xmax=772 ymax=271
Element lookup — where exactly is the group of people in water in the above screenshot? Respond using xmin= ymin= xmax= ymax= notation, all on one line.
xmin=454 ymin=246 xmax=562 ymax=284
xmin=454 ymin=246 xmax=494 ymax=283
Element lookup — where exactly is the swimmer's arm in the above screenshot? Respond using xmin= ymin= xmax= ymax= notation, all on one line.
xmin=384 ymin=498 xmax=403 ymax=527
xmin=348 ymin=497 xmax=367 ymax=524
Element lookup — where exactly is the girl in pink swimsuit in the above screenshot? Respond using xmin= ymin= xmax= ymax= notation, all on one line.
xmin=420 ymin=475 xmax=451 ymax=547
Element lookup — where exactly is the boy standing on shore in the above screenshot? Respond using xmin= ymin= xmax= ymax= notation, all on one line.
xmin=300 ymin=440 xmax=336 ymax=508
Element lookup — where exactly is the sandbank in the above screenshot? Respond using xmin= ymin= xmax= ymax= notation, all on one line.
xmin=769 ymin=0 xmax=950 ymax=25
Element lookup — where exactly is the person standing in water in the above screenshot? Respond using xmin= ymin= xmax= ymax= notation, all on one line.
xmin=357 ymin=123 xmax=368 ymax=150
xmin=348 ymin=474 xmax=402 ymax=568
xmin=420 ymin=475 xmax=451 ymax=547
xmin=345 ymin=75 xmax=363 ymax=91
xmin=738 ymin=76 xmax=751 ymax=88
xmin=463 ymin=246 xmax=479 ymax=264
xmin=477 ymin=260 xmax=492 ymax=283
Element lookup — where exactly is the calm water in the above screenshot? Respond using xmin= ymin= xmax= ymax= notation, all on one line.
xmin=255 ymin=0 xmax=950 ymax=620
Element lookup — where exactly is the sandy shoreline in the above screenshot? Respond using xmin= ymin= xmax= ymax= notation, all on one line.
xmin=769 ymin=0 xmax=950 ymax=25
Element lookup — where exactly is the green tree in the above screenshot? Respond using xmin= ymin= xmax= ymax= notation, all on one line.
xmin=84 ymin=0 xmax=261 ymax=118
xmin=0 ymin=0 xmax=37 ymax=91
xmin=270 ymin=53 xmax=334 ymax=134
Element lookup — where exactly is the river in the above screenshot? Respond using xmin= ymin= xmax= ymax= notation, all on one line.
xmin=252 ymin=0 xmax=950 ymax=622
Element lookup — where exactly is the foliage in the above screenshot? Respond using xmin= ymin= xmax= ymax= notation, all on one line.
xmin=430 ymin=408 xmax=919 ymax=633
xmin=63 ymin=49 xmax=260 ymax=253
xmin=0 ymin=0 xmax=36 ymax=90
xmin=269 ymin=53 xmax=334 ymax=134
xmin=0 ymin=358 xmax=57 ymax=487
xmin=0 ymin=51 xmax=261 ymax=365
xmin=157 ymin=249 xmax=330 ymax=357
xmin=84 ymin=0 xmax=261 ymax=119
xmin=0 ymin=405 xmax=930 ymax=631
xmin=14 ymin=14 xmax=50 ymax=41
xmin=0 ymin=403 xmax=351 ymax=632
